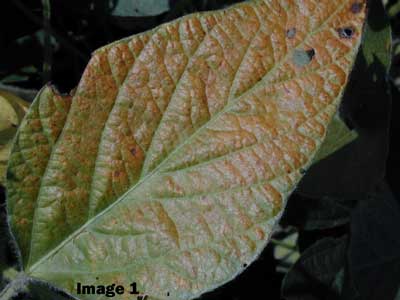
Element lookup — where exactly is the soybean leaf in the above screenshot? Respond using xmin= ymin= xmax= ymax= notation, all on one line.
xmin=312 ymin=114 xmax=357 ymax=164
xmin=281 ymin=194 xmax=357 ymax=230
xmin=0 ymin=90 xmax=29 ymax=185
xmin=6 ymin=1 xmax=366 ymax=299
xmin=297 ymin=0 xmax=392 ymax=200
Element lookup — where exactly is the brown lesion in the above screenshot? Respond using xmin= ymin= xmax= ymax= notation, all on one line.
xmin=130 ymin=147 xmax=137 ymax=157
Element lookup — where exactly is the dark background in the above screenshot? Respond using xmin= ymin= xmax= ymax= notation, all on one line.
xmin=0 ymin=0 xmax=400 ymax=299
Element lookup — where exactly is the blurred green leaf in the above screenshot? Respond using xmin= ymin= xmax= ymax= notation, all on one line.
xmin=362 ymin=7 xmax=392 ymax=67
xmin=282 ymin=194 xmax=357 ymax=231
xmin=0 ymin=90 xmax=29 ymax=186
xmin=112 ymin=0 xmax=170 ymax=17
xmin=349 ymin=183 xmax=400 ymax=300
xmin=388 ymin=0 xmax=400 ymax=17
xmin=282 ymin=236 xmax=349 ymax=300
xmin=273 ymin=232 xmax=300 ymax=273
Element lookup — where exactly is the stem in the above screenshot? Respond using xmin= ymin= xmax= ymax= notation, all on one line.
xmin=42 ymin=0 xmax=52 ymax=83
xmin=0 ymin=269 xmax=29 ymax=300
xmin=11 ymin=0 xmax=88 ymax=62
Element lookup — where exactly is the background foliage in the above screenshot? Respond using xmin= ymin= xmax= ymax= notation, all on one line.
xmin=0 ymin=0 xmax=399 ymax=299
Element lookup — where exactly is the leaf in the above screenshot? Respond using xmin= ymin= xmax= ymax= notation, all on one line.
xmin=312 ymin=114 xmax=357 ymax=163
xmin=348 ymin=183 xmax=400 ymax=300
xmin=6 ymin=1 xmax=366 ymax=299
xmin=281 ymin=236 xmax=349 ymax=300
xmin=112 ymin=0 xmax=170 ymax=17
xmin=0 ymin=280 xmax=73 ymax=300
xmin=6 ymin=85 xmax=71 ymax=264
xmin=296 ymin=0 xmax=392 ymax=200
xmin=0 ymin=90 xmax=29 ymax=137
xmin=0 ymin=187 xmax=20 ymax=292
xmin=281 ymin=194 xmax=357 ymax=230
xmin=273 ymin=231 xmax=300 ymax=273
xmin=0 ymin=90 xmax=29 ymax=185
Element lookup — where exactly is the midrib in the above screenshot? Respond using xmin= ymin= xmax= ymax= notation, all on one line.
xmin=27 ymin=0 xmax=348 ymax=275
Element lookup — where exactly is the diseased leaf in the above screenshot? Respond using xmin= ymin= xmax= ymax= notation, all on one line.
xmin=6 ymin=86 xmax=71 ymax=259
xmin=297 ymin=0 xmax=392 ymax=200
xmin=0 ymin=187 xmax=20 ymax=292
xmin=6 ymin=1 xmax=366 ymax=299
xmin=0 ymin=90 xmax=29 ymax=185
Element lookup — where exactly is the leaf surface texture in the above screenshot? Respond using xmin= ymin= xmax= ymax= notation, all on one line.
xmin=6 ymin=0 xmax=366 ymax=299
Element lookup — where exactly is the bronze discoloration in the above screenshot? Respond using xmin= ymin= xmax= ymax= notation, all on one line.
xmin=7 ymin=0 xmax=366 ymax=299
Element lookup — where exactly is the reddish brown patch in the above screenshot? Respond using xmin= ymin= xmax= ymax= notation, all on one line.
xmin=114 ymin=171 xmax=121 ymax=177
xmin=130 ymin=147 xmax=137 ymax=156
xmin=254 ymin=227 xmax=265 ymax=240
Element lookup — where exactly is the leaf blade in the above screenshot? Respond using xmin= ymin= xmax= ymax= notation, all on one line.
xmin=7 ymin=0 xmax=366 ymax=299
xmin=6 ymin=86 xmax=71 ymax=264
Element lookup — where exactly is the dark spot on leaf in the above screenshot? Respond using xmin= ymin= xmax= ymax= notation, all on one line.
xmin=167 ymin=292 xmax=170 ymax=296
xmin=351 ymin=2 xmax=363 ymax=14
xmin=292 ymin=48 xmax=315 ymax=67
xmin=7 ymin=169 xmax=16 ymax=180
xmin=130 ymin=147 xmax=137 ymax=156
xmin=338 ymin=27 xmax=355 ymax=39
xmin=306 ymin=49 xmax=315 ymax=59
xmin=286 ymin=27 xmax=296 ymax=39
xmin=243 ymin=263 xmax=248 ymax=268
xmin=300 ymin=168 xmax=306 ymax=175
xmin=11 ymin=123 xmax=17 ymax=128
xmin=96 ymin=277 xmax=99 ymax=280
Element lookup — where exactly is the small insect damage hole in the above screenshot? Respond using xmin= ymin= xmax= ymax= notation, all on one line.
xmin=286 ymin=27 xmax=296 ymax=39
xmin=292 ymin=48 xmax=315 ymax=67
xmin=167 ymin=292 xmax=170 ymax=297
xmin=306 ymin=49 xmax=315 ymax=59
xmin=243 ymin=263 xmax=248 ymax=268
xmin=351 ymin=2 xmax=364 ymax=14
xmin=338 ymin=27 xmax=355 ymax=39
